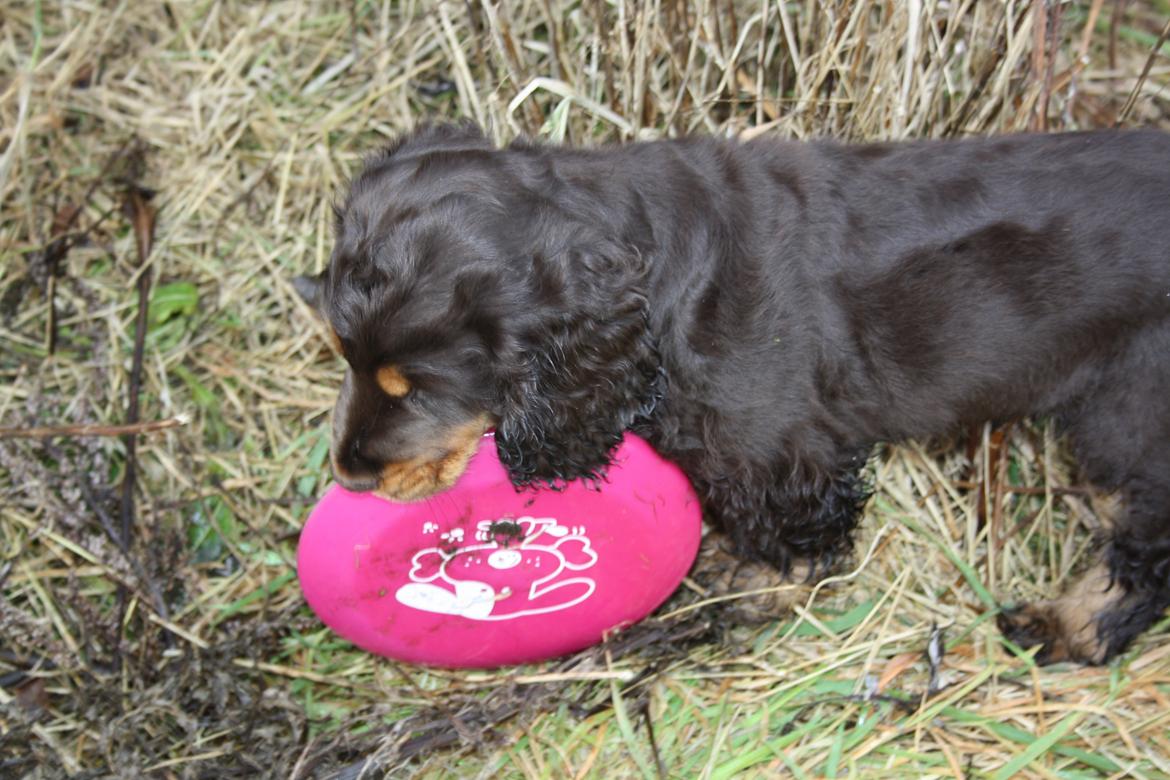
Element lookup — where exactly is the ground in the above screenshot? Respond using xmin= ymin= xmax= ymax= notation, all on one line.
xmin=2 ymin=1 xmax=1170 ymax=777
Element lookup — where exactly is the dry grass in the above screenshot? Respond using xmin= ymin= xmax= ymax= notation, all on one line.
xmin=2 ymin=0 xmax=1170 ymax=777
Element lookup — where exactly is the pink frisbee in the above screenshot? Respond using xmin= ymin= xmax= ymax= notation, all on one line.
xmin=297 ymin=432 xmax=702 ymax=668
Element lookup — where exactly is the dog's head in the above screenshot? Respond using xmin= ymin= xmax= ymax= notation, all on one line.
xmin=294 ymin=123 xmax=660 ymax=501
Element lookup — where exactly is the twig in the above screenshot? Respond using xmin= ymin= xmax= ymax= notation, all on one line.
xmin=1108 ymin=0 xmax=1127 ymax=73
xmin=119 ymin=185 xmax=156 ymax=551
xmin=951 ymin=480 xmax=1093 ymax=496
xmin=1075 ymin=0 xmax=1107 ymax=64
xmin=0 ymin=415 xmax=187 ymax=440
xmin=1115 ymin=15 xmax=1170 ymax=127
xmin=641 ymin=701 xmax=667 ymax=780
xmin=114 ymin=183 xmax=158 ymax=669
xmin=37 ymin=140 xmax=136 ymax=354
xmin=42 ymin=440 xmax=171 ymax=623
xmin=926 ymin=623 xmax=947 ymax=696
xmin=231 ymin=659 xmax=362 ymax=688
xmin=1029 ymin=0 xmax=1049 ymax=132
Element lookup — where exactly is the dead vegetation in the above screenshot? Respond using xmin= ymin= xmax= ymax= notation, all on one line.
xmin=2 ymin=0 xmax=1170 ymax=777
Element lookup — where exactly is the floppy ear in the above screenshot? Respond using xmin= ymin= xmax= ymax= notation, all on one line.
xmin=495 ymin=237 xmax=662 ymax=488
xmin=292 ymin=273 xmax=325 ymax=313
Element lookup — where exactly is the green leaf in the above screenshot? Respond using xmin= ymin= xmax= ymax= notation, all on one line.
xmin=150 ymin=281 xmax=199 ymax=326
xmin=824 ymin=721 xmax=846 ymax=778
xmin=541 ymin=97 xmax=572 ymax=143
xmin=790 ymin=598 xmax=879 ymax=638
xmin=298 ymin=430 xmax=332 ymax=497
xmin=990 ymin=711 xmax=1087 ymax=780
xmin=172 ymin=364 xmax=217 ymax=410
xmin=609 ymin=677 xmax=656 ymax=780
xmin=213 ymin=571 xmax=297 ymax=625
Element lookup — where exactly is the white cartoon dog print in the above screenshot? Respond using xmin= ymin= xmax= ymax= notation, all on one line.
xmin=394 ymin=516 xmax=598 ymax=620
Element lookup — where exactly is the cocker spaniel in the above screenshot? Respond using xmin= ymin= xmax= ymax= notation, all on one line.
xmin=295 ymin=122 xmax=1170 ymax=664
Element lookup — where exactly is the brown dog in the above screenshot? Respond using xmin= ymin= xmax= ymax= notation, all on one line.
xmin=296 ymin=123 xmax=1170 ymax=663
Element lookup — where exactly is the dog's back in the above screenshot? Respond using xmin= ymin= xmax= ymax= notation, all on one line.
xmin=796 ymin=130 xmax=1170 ymax=439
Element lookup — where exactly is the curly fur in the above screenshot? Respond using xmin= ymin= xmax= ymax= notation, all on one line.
xmin=493 ymin=240 xmax=662 ymax=487
xmin=297 ymin=123 xmax=1170 ymax=664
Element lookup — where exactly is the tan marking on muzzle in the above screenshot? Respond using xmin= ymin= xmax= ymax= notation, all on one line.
xmin=374 ymin=416 xmax=491 ymax=501
xmin=375 ymin=365 xmax=411 ymax=398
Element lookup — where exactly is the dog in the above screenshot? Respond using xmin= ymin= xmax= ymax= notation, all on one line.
xmin=294 ymin=122 xmax=1170 ymax=664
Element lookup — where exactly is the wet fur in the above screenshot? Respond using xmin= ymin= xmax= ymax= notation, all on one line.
xmin=297 ymin=123 xmax=1170 ymax=664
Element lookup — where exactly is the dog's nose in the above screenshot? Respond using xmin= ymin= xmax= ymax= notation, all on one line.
xmin=331 ymin=439 xmax=382 ymax=493
xmin=333 ymin=470 xmax=380 ymax=493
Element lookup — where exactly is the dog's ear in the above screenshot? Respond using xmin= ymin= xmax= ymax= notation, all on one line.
xmin=494 ymin=236 xmax=661 ymax=488
xmin=292 ymin=272 xmax=325 ymax=313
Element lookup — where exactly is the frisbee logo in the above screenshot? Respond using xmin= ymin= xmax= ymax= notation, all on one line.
xmin=394 ymin=516 xmax=599 ymax=620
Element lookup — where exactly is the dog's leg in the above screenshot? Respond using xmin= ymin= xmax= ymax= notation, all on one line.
xmin=690 ymin=452 xmax=870 ymax=621
xmin=999 ymin=326 xmax=1170 ymax=664
xmin=689 ymin=531 xmax=817 ymax=621
xmin=998 ymin=486 xmax=1170 ymax=663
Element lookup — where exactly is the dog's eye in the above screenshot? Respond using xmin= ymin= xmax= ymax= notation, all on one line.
xmin=375 ymin=365 xmax=411 ymax=399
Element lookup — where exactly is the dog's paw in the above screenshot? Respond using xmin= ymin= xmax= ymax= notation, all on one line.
xmin=689 ymin=533 xmax=812 ymax=623
xmin=997 ymin=603 xmax=1107 ymax=665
